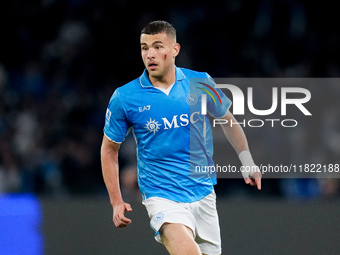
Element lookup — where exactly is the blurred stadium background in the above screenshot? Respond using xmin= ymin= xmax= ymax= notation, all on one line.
xmin=0 ymin=1 xmax=339 ymax=254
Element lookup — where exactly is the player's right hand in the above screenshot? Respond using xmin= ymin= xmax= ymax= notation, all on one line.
xmin=113 ymin=202 xmax=133 ymax=228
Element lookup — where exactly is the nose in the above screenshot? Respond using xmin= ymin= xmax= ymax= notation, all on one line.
xmin=147 ymin=48 xmax=156 ymax=59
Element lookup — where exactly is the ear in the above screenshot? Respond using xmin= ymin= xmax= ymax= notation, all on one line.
xmin=172 ymin=43 xmax=180 ymax=58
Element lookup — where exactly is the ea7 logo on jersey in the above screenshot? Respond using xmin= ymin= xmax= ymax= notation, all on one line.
xmin=139 ymin=105 xmax=151 ymax=112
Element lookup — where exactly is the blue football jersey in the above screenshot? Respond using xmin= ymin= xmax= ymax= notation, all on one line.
xmin=104 ymin=66 xmax=231 ymax=202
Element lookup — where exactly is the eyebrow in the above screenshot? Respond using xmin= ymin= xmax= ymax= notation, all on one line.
xmin=140 ymin=41 xmax=164 ymax=46
xmin=152 ymin=41 xmax=163 ymax=45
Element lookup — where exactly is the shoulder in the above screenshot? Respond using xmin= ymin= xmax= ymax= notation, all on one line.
xmin=117 ymin=77 xmax=140 ymax=94
xmin=109 ymin=77 xmax=140 ymax=102
xmin=178 ymin=67 xmax=211 ymax=79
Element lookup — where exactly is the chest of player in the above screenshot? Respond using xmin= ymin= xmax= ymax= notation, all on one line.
xmin=125 ymin=84 xmax=192 ymax=134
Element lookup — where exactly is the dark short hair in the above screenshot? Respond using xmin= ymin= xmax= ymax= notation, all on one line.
xmin=141 ymin=20 xmax=176 ymax=40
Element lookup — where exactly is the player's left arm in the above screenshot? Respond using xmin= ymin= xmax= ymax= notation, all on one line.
xmin=220 ymin=110 xmax=261 ymax=190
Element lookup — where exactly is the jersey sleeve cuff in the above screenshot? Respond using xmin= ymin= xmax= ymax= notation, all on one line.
xmin=210 ymin=101 xmax=232 ymax=119
xmin=104 ymin=132 xmax=123 ymax=144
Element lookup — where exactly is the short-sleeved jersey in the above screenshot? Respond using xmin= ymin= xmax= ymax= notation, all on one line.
xmin=104 ymin=66 xmax=231 ymax=203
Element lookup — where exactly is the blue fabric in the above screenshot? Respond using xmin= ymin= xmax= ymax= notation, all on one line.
xmin=104 ymin=67 xmax=231 ymax=202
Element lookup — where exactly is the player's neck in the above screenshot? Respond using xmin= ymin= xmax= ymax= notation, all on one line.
xmin=149 ymin=65 xmax=176 ymax=89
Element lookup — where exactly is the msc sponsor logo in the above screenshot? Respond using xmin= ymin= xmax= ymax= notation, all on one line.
xmin=144 ymin=112 xmax=201 ymax=134
xmin=145 ymin=118 xmax=162 ymax=134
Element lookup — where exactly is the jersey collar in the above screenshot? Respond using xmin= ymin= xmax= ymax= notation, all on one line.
xmin=139 ymin=66 xmax=186 ymax=88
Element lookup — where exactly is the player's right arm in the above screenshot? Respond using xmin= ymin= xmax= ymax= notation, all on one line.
xmin=101 ymin=135 xmax=132 ymax=228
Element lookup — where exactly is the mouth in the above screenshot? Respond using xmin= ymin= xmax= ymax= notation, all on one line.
xmin=148 ymin=63 xmax=158 ymax=71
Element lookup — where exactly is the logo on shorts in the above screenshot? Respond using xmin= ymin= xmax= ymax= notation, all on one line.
xmin=152 ymin=212 xmax=164 ymax=223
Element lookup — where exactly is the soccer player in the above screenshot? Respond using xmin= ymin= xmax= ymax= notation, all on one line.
xmin=101 ymin=20 xmax=261 ymax=255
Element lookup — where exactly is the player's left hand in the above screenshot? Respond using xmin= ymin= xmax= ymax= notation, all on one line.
xmin=244 ymin=171 xmax=261 ymax=190
xmin=241 ymin=164 xmax=261 ymax=190
xmin=238 ymin=151 xmax=261 ymax=190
